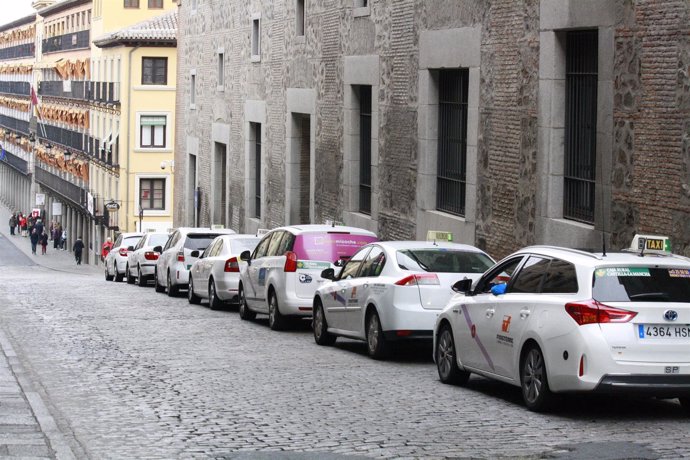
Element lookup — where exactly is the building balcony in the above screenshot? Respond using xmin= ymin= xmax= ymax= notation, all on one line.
xmin=35 ymin=165 xmax=86 ymax=209
xmin=2 ymin=149 xmax=29 ymax=175
xmin=0 ymin=81 xmax=30 ymax=97
xmin=0 ymin=114 xmax=30 ymax=135
xmin=42 ymin=30 xmax=89 ymax=54
xmin=38 ymin=80 xmax=121 ymax=104
xmin=0 ymin=43 xmax=35 ymax=60
xmin=36 ymin=123 xmax=119 ymax=172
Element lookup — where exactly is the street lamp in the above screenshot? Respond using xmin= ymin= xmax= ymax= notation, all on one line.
xmin=63 ymin=150 xmax=72 ymax=161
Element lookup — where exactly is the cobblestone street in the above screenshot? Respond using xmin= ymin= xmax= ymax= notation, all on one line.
xmin=0 ymin=230 xmax=689 ymax=459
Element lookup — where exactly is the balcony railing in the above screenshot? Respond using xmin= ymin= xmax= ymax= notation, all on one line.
xmin=38 ymin=80 xmax=120 ymax=104
xmin=0 ymin=81 xmax=30 ymax=97
xmin=35 ymin=166 xmax=85 ymax=208
xmin=40 ymin=124 xmax=84 ymax=152
xmin=3 ymin=150 xmax=29 ymax=175
xmin=0 ymin=114 xmax=30 ymax=135
xmin=42 ymin=30 xmax=89 ymax=54
xmin=0 ymin=43 xmax=35 ymax=60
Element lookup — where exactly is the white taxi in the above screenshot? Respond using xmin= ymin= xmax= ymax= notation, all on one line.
xmin=434 ymin=235 xmax=690 ymax=413
xmin=238 ymin=225 xmax=378 ymax=330
xmin=312 ymin=241 xmax=495 ymax=359
xmin=125 ymin=232 xmax=170 ymax=286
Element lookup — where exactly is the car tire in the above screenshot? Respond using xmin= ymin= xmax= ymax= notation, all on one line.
xmin=366 ymin=310 xmax=389 ymax=360
xmin=268 ymin=291 xmax=287 ymax=331
xmin=105 ymin=266 xmax=114 ymax=282
xmin=436 ymin=324 xmax=470 ymax=385
xmin=208 ymin=280 xmax=223 ymax=310
xmin=136 ymin=266 xmax=147 ymax=287
xmin=114 ymin=267 xmax=124 ymax=283
xmin=166 ymin=271 xmax=178 ymax=297
xmin=313 ymin=298 xmax=336 ymax=346
xmin=126 ymin=265 xmax=135 ymax=284
xmin=679 ymin=397 xmax=690 ymax=416
xmin=188 ymin=277 xmax=201 ymax=305
xmin=154 ymin=270 xmax=165 ymax=293
xmin=520 ymin=345 xmax=554 ymax=412
xmin=238 ymin=285 xmax=256 ymax=321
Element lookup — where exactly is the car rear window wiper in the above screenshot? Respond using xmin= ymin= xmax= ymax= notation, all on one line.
xmin=628 ymin=292 xmax=670 ymax=301
xmin=405 ymin=251 xmax=429 ymax=272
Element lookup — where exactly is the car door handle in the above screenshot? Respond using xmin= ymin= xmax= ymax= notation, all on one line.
xmin=486 ymin=309 xmax=495 ymax=318
xmin=520 ymin=308 xmax=530 ymax=319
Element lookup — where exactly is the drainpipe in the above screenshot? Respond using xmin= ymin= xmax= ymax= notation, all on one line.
xmin=125 ymin=46 xmax=140 ymax=231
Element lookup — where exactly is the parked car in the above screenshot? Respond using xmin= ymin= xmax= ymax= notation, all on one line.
xmin=188 ymin=234 xmax=261 ymax=309
xmin=433 ymin=235 xmax=690 ymax=413
xmin=154 ymin=227 xmax=236 ymax=296
xmin=104 ymin=232 xmax=144 ymax=282
xmin=125 ymin=232 xmax=170 ymax=286
xmin=238 ymin=225 xmax=378 ymax=330
xmin=313 ymin=241 xmax=494 ymax=359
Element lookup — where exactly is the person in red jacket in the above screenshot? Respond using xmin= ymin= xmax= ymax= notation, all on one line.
xmin=101 ymin=237 xmax=113 ymax=262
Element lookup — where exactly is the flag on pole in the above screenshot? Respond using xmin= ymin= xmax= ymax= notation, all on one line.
xmin=31 ymin=86 xmax=39 ymax=106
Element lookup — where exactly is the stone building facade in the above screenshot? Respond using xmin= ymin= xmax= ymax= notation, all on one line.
xmin=173 ymin=0 xmax=690 ymax=259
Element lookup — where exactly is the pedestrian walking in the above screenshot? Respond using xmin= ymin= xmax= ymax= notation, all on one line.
xmin=101 ymin=237 xmax=113 ymax=262
xmin=40 ymin=232 xmax=48 ymax=255
xmin=35 ymin=219 xmax=44 ymax=237
xmin=53 ymin=225 xmax=61 ymax=249
xmin=61 ymin=228 xmax=67 ymax=250
xmin=73 ymin=236 xmax=84 ymax=265
xmin=30 ymin=229 xmax=39 ymax=255
xmin=19 ymin=215 xmax=27 ymax=237
xmin=9 ymin=214 xmax=16 ymax=235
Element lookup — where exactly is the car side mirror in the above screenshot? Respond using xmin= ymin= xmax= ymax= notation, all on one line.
xmin=321 ymin=268 xmax=336 ymax=281
xmin=491 ymin=283 xmax=507 ymax=296
xmin=127 ymin=246 xmax=135 ymax=251
xmin=190 ymin=250 xmax=200 ymax=258
xmin=240 ymin=250 xmax=251 ymax=263
xmin=452 ymin=278 xmax=473 ymax=294
xmin=153 ymin=246 xmax=162 ymax=253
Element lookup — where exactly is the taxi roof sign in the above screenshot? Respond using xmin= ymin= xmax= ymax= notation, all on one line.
xmin=427 ymin=230 xmax=453 ymax=243
xmin=211 ymin=224 xmax=225 ymax=230
xmin=631 ymin=234 xmax=671 ymax=255
xmin=256 ymin=228 xmax=270 ymax=237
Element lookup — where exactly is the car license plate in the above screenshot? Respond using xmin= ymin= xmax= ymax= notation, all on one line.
xmin=638 ymin=324 xmax=690 ymax=339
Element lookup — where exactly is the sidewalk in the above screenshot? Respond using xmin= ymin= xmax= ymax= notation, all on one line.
xmin=0 ymin=203 xmax=84 ymax=459
xmin=0 ymin=204 xmax=100 ymax=277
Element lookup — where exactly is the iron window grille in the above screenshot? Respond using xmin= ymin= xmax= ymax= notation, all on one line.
xmin=359 ymin=85 xmax=372 ymax=215
xmin=436 ymin=69 xmax=469 ymax=217
xmin=564 ymin=30 xmax=598 ymax=224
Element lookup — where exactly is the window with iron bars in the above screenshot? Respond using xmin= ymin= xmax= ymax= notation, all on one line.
xmin=436 ymin=69 xmax=469 ymax=217
xmin=564 ymin=30 xmax=598 ymax=224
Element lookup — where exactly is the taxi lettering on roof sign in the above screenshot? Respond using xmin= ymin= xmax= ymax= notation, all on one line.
xmin=630 ymin=234 xmax=671 ymax=254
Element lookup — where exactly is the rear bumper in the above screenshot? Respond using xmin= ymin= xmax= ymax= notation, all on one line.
xmin=594 ymin=375 xmax=690 ymax=397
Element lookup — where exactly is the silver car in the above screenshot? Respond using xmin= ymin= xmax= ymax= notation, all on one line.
xmin=188 ymin=234 xmax=261 ymax=309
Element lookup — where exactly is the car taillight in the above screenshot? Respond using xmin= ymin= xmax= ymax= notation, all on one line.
xmin=565 ymin=300 xmax=637 ymax=326
xmin=177 ymin=251 xmax=185 ymax=263
xmin=395 ymin=273 xmax=440 ymax=286
xmin=119 ymin=248 xmax=128 ymax=257
xmin=224 ymin=257 xmax=240 ymax=273
xmin=144 ymin=251 xmax=158 ymax=261
xmin=284 ymin=251 xmax=298 ymax=273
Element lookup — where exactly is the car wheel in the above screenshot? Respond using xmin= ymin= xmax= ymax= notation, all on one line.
xmin=114 ymin=266 xmax=124 ymax=283
xmin=105 ymin=266 xmax=114 ymax=282
xmin=238 ymin=285 xmax=256 ymax=321
xmin=313 ymin=298 xmax=336 ymax=346
xmin=188 ymin=277 xmax=201 ymax=304
xmin=520 ymin=345 xmax=554 ymax=412
xmin=136 ymin=266 xmax=147 ymax=287
xmin=679 ymin=397 xmax=690 ymax=416
xmin=166 ymin=271 xmax=178 ymax=297
xmin=268 ymin=291 xmax=287 ymax=331
xmin=436 ymin=325 xmax=470 ymax=385
xmin=126 ymin=265 xmax=135 ymax=284
xmin=366 ymin=310 xmax=389 ymax=360
xmin=208 ymin=280 xmax=223 ymax=310
xmin=154 ymin=270 xmax=165 ymax=293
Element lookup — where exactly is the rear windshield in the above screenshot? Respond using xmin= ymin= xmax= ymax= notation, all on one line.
xmin=184 ymin=234 xmax=225 ymax=250
xmin=293 ymin=233 xmax=378 ymax=262
xmin=123 ymin=236 xmax=141 ymax=247
xmin=231 ymin=238 xmax=261 ymax=253
xmin=396 ymin=249 xmax=494 ymax=273
xmin=148 ymin=234 xmax=169 ymax=247
xmin=592 ymin=266 xmax=690 ymax=303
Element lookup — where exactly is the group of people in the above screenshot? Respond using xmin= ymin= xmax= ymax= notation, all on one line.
xmin=8 ymin=212 xmax=70 ymax=257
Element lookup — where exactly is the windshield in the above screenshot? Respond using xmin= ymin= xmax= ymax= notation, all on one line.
xmin=148 ymin=234 xmax=169 ymax=247
xmin=592 ymin=266 xmax=690 ymax=302
xmin=396 ymin=249 xmax=494 ymax=273
xmin=184 ymin=234 xmax=225 ymax=251
xmin=293 ymin=233 xmax=378 ymax=262
xmin=231 ymin=238 xmax=261 ymax=253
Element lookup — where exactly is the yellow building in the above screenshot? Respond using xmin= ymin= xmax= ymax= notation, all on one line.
xmin=91 ymin=1 xmax=177 ymax=235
